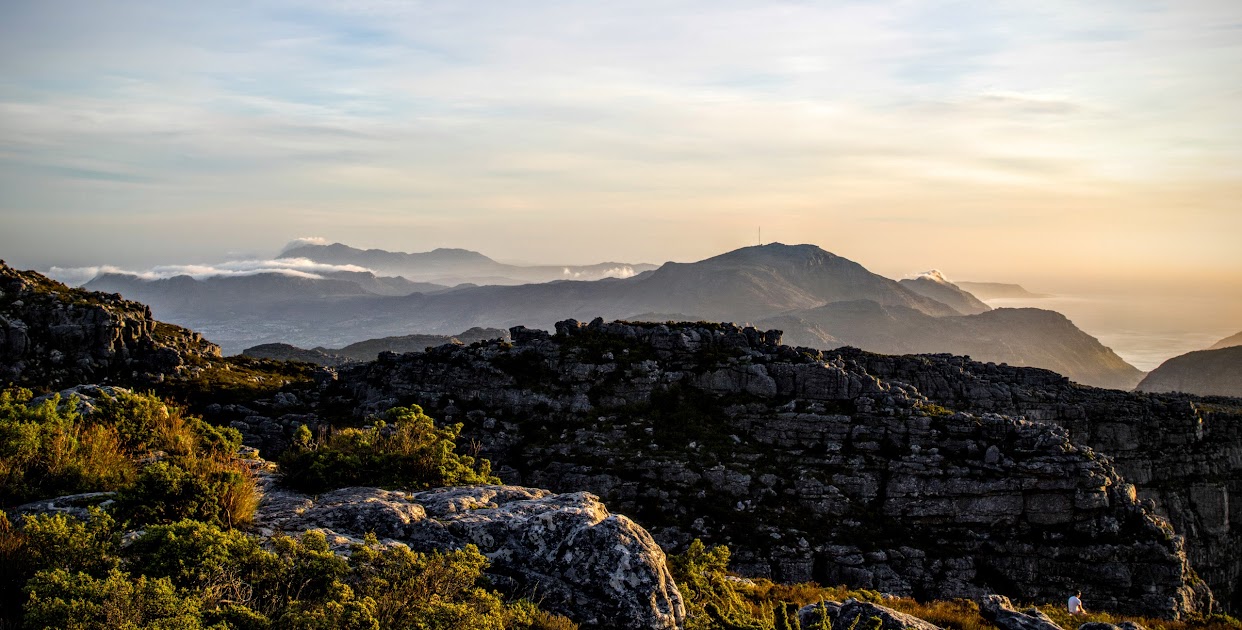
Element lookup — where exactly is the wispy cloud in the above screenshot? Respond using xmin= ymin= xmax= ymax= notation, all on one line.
xmin=1 ymin=0 xmax=1240 ymax=288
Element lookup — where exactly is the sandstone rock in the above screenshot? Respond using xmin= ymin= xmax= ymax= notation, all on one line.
xmin=254 ymin=483 xmax=685 ymax=630
xmin=11 ymin=492 xmax=116 ymax=521
xmin=799 ymin=600 xmax=841 ymax=628
xmin=979 ymin=594 xmax=1065 ymax=630
xmin=0 ymin=262 xmax=220 ymax=388
xmin=832 ymin=599 xmax=942 ymax=630
xmin=839 ymin=347 xmax=1239 ymax=613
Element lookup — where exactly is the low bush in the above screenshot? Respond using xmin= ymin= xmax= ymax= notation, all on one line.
xmin=112 ymin=457 xmax=259 ymax=529
xmin=279 ymin=405 xmax=499 ymax=493
xmin=0 ymin=389 xmax=134 ymax=505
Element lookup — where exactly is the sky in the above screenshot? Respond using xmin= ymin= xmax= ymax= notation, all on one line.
xmin=2 ymin=0 xmax=1241 ymax=301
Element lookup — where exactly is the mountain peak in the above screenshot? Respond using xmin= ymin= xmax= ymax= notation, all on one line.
xmin=701 ymin=242 xmax=844 ymax=267
xmin=911 ymin=269 xmax=951 ymax=284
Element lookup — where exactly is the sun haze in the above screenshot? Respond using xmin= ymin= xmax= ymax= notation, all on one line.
xmin=1 ymin=1 xmax=1239 ymax=300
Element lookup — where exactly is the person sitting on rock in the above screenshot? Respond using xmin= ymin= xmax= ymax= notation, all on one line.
xmin=1068 ymin=591 xmax=1086 ymax=616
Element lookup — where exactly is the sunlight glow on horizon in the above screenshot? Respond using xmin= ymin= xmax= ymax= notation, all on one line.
xmin=1 ymin=0 xmax=1239 ymax=298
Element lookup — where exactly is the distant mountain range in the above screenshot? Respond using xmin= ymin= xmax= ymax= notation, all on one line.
xmin=897 ymin=271 xmax=991 ymax=315
xmin=955 ymin=281 xmax=1050 ymax=300
xmin=84 ymin=242 xmax=1144 ymax=389
xmin=86 ymin=269 xmax=450 ymax=315
xmin=1135 ymin=331 xmax=1242 ymax=397
xmin=757 ymin=301 xmax=1142 ymax=390
xmin=279 ymin=242 xmax=657 ymax=285
xmin=1210 ymin=331 xmax=1242 ymax=350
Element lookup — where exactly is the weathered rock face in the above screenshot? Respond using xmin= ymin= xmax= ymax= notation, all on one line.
xmin=835 ymin=348 xmax=1242 ymax=613
xmin=326 ymin=318 xmax=1213 ymax=618
xmin=0 ymin=262 xmax=220 ymax=389
xmin=255 ymin=483 xmax=685 ymax=630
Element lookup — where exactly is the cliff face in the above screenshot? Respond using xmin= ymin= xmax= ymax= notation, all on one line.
xmin=0 ymin=261 xmax=220 ymax=389
xmin=830 ymin=347 xmax=1242 ymax=613
xmin=328 ymin=319 xmax=1214 ymax=618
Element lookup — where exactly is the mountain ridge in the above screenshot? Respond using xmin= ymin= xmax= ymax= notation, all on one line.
xmin=1211 ymin=331 xmax=1242 ymax=350
xmin=81 ymin=243 xmax=1142 ymax=388
xmin=280 ymin=241 xmax=657 ymax=285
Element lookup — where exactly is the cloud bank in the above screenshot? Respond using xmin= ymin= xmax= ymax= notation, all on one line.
xmin=562 ymin=266 xmax=639 ymax=279
xmin=47 ymin=258 xmax=376 ymax=286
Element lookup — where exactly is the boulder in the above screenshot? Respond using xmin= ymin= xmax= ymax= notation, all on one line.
xmin=832 ymin=599 xmax=942 ymax=630
xmin=798 ymin=600 xmax=841 ymax=628
xmin=979 ymin=594 xmax=1065 ymax=630
xmin=254 ymin=483 xmax=685 ymax=630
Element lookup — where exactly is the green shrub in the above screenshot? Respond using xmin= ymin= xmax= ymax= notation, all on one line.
xmin=23 ymin=568 xmax=204 ymax=630
xmin=112 ymin=458 xmax=260 ymax=529
xmin=95 ymin=389 xmax=242 ymax=458
xmin=0 ymin=389 xmax=134 ymax=505
xmin=0 ymin=388 xmax=244 ymax=508
xmin=279 ymin=405 xmax=499 ymax=493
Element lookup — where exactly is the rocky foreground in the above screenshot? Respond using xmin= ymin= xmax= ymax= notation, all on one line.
xmin=0 ymin=260 xmax=220 ymax=387
xmin=254 ymin=482 xmax=685 ymax=628
xmin=5 ymin=261 xmax=1241 ymax=625
xmin=230 ymin=318 xmax=1230 ymax=618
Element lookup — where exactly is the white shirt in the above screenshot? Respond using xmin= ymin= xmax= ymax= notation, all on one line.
xmin=1068 ymin=596 xmax=1083 ymax=614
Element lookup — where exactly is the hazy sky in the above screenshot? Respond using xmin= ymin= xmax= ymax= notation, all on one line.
xmin=2 ymin=0 xmax=1240 ymax=296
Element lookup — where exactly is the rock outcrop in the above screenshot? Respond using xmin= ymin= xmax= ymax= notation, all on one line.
xmin=324 ymin=318 xmax=1213 ymax=618
xmin=979 ymin=594 xmax=1065 ymax=630
xmin=833 ymin=600 xmax=942 ymax=630
xmin=255 ymin=482 xmax=685 ymax=629
xmin=1 ymin=261 xmax=220 ymax=388
xmin=834 ymin=347 xmax=1242 ymax=613
xmin=1135 ymin=346 xmax=1242 ymax=398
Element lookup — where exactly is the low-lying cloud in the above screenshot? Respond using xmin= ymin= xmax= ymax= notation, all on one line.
xmin=561 ymin=266 xmax=639 ymax=279
xmin=280 ymin=237 xmax=333 ymax=254
xmin=909 ymin=269 xmax=951 ymax=284
xmin=48 ymin=258 xmax=375 ymax=286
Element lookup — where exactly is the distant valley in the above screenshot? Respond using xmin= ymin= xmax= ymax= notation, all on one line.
xmin=82 ymin=242 xmax=1148 ymax=389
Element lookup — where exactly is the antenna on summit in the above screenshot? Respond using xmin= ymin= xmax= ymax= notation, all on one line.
xmin=758 ymin=226 xmax=762 ymax=246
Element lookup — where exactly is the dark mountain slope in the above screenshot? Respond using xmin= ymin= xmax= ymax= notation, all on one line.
xmin=1136 ymin=346 xmax=1242 ymax=398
